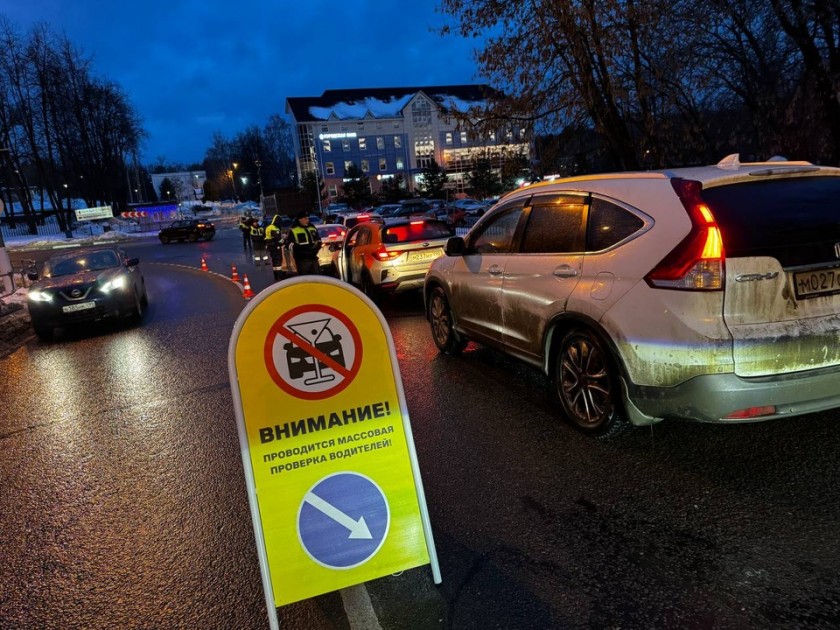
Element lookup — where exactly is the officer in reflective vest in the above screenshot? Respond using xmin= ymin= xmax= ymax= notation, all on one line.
xmin=284 ymin=211 xmax=322 ymax=275
xmin=250 ymin=218 xmax=266 ymax=265
xmin=239 ymin=215 xmax=252 ymax=250
xmin=264 ymin=215 xmax=286 ymax=280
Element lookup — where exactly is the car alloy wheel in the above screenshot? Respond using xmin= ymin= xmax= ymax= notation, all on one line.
xmin=555 ymin=329 xmax=627 ymax=438
xmin=429 ymin=287 xmax=467 ymax=355
xmin=160 ymin=235 xmax=170 ymax=244
xmin=188 ymin=232 xmax=198 ymax=242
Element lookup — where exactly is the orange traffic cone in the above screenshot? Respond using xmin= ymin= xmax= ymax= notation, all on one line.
xmin=242 ymin=274 xmax=254 ymax=299
xmin=231 ymin=265 xmax=240 ymax=282
xmin=201 ymin=257 xmax=209 ymax=272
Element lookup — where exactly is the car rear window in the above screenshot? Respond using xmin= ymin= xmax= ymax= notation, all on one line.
xmin=701 ymin=176 xmax=840 ymax=267
xmin=318 ymin=225 xmax=346 ymax=240
xmin=382 ymin=221 xmax=451 ymax=243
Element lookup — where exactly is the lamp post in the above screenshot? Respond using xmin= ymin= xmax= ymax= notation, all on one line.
xmin=63 ymin=183 xmax=72 ymax=238
xmin=229 ymin=162 xmax=239 ymax=202
xmin=254 ymin=158 xmax=264 ymax=201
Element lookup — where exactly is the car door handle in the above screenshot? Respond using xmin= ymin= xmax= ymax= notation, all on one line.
xmin=553 ymin=265 xmax=579 ymax=278
xmin=488 ymin=264 xmax=503 ymax=275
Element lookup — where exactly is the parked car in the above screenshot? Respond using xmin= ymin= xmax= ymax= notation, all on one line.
xmin=26 ymin=247 xmax=148 ymax=340
xmin=336 ymin=212 xmax=385 ymax=229
xmin=336 ymin=218 xmax=452 ymax=298
xmin=436 ymin=205 xmax=468 ymax=227
xmin=158 ymin=219 xmax=215 ymax=243
xmin=316 ymin=223 xmax=347 ymax=274
xmin=374 ymin=204 xmax=402 ymax=218
xmin=425 ymin=155 xmax=840 ymax=438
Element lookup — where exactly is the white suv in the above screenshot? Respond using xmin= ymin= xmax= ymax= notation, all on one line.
xmin=425 ymin=155 xmax=840 ymax=438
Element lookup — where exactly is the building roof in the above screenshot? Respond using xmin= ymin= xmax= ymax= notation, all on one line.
xmin=286 ymin=85 xmax=502 ymax=123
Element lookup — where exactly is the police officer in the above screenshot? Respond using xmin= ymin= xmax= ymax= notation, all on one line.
xmin=264 ymin=215 xmax=286 ymax=280
xmin=250 ymin=218 xmax=266 ymax=266
xmin=284 ymin=211 xmax=322 ymax=275
xmin=239 ymin=215 xmax=252 ymax=250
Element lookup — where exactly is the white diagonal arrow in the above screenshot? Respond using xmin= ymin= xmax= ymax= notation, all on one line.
xmin=304 ymin=491 xmax=373 ymax=540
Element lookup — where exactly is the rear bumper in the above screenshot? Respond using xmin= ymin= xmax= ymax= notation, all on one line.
xmin=623 ymin=363 xmax=840 ymax=425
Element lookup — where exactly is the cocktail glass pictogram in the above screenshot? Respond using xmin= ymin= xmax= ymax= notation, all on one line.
xmin=284 ymin=318 xmax=346 ymax=386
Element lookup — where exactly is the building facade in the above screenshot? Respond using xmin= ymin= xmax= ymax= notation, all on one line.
xmin=285 ymin=85 xmax=531 ymax=201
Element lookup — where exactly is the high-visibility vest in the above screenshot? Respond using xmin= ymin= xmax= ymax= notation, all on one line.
xmin=265 ymin=223 xmax=281 ymax=242
xmin=250 ymin=225 xmax=264 ymax=237
xmin=290 ymin=225 xmax=317 ymax=245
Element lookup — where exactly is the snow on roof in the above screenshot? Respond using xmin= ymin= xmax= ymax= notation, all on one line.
xmin=310 ymin=95 xmax=413 ymax=120
xmin=307 ymin=93 xmax=486 ymax=121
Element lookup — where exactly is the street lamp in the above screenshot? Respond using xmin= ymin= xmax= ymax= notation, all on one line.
xmin=229 ymin=163 xmax=239 ymax=202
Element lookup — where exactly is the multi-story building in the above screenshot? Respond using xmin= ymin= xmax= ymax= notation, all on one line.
xmin=285 ymin=85 xmax=531 ymax=201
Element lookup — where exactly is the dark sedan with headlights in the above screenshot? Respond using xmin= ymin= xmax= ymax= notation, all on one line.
xmin=158 ymin=219 xmax=215 ymax=243
xmin=26 ymin=247 xmax=148 ymax=340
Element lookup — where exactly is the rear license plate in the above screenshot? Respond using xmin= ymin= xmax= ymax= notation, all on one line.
xmin=407 ymin=248 xmax=442 ymax=263
xmin=793 ymin=268 xmax=840 ymax=299
xmin=62 ymin=301 xmax=95 ymax=313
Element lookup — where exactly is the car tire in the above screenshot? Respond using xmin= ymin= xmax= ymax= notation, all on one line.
xmin=188 ymin=233 xmax=198 ymax=242
xmin=160 ymin=235 xmax=170 ymax=244
xmin=361 ymin=272 xmax=378 ymax=302
xmin=132 ymin=287 xmax=145 ymax=322
xmin=204 ymin=234 xmax=214 ymax=241
xmin=554 ymin=328 xmax=628 ymax=439
xmin=428 ymin=286 xmax=467 ymax=355
xmin=140 ymin=280 xmax=149 ymax=307
xmin=32 ymin=322 xmax=53 ymax=341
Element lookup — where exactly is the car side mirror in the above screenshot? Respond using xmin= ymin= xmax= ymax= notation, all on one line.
xmin=445 ymin=236 xmax=466 ymax=256
xmin=27 ymin=271 xmax=39 ymax=281
xmin=125 ymin=258 xmax=139 ymax=267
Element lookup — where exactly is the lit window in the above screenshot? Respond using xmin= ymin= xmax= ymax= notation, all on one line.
xmin=342 ymin=139 xmax=351 ymax=152
xmin=328 ymin=185 xmax=337 ymax=196
xmin=460 ymin=131 xmax=467 ymax=144
xmin=396 ymin=158 xmax=404 ymax=170
xmin=379 ymin=158 xmax=387 ymax=171
xmin=490 ymin=131 xmax=496 ymax=142
xmin=359 ymin=137 xmax=367 ymax=150
xmin=325 ymin=162 xmax=335 ymax=175
xmin=361 ymin=160 xmax=369 ymax=173
xmin=323 ymin=140 xmax=331 ymax=152
xmin=394 ymin=136 xmax=402 ymax=149
xmin=344 ymin=160 xmax=353 ymax=172
xmin=376 ymin=136 xmax=385 ymax=150
xmin=446 ymin=133 xmax=453 ymax=145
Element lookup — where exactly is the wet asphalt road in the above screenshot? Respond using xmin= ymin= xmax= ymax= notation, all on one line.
xmin=3 ymin=227 xmax=840 ymax=628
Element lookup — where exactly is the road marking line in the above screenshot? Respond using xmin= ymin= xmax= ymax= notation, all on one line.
xmin=341 ymin=585 xmax=383 ymax=630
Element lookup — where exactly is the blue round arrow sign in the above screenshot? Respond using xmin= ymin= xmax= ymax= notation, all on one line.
xmin=297 ymin=472 xmax=390 ymax=569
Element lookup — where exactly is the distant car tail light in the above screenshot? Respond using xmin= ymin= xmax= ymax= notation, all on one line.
xmin=723 ymin=406 xmax=776 ymax=420
xmin=646 ymin=178 xmax=725 ymax=290
xmin=372 ymin=246 xmax=401 ymax=261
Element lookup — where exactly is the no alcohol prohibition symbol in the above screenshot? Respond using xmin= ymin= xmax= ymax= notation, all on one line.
xmin=264 ymin=304 xmax=363 ymax=400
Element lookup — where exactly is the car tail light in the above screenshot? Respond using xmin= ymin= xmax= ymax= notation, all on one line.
xmin=410 ymin=220 xmax=425 ymax=225
xmin=723 ymin=405 xmax=776 ymax=420
xmin=645 ymin=178 xmax=725 ymax=290
xmin=372 ymin=246 xmax=401 ymax=261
